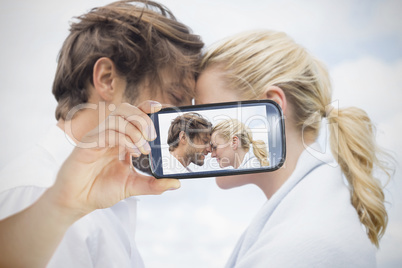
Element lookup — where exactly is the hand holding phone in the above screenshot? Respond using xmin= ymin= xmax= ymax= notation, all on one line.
xmin=148 ymin=100 xmax=286 ymax=179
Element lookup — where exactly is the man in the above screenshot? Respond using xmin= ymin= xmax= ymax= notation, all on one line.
xmin=165 ymin=112 xmax=212 ymax=174
xmin=0 ymin=1 xmax=203 ymax=267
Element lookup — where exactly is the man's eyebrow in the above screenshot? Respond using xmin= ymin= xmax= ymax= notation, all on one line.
xmin=168 ymin=82 xmax=194 ymax=97
xmin=167 ymin=82 xmax=186 ymax=92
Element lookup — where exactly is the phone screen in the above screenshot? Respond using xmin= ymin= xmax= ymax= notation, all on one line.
xmin=148 ymin=100 xmax=285 ymax=179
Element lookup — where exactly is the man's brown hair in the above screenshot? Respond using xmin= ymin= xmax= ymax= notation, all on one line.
xmin=53 ymin=0 xmax=204 ymax=120
xmin=167 ymin=112 xmax=212 ymax=152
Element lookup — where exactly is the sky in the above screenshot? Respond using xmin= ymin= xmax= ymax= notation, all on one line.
xmin=0 ymin=0 xmax=401 ymax=267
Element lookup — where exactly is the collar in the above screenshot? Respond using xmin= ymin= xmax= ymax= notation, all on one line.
xmin=232 ymin=142 xmax=336 ymax=264
xmin=238 ymin=149 xmax=254 ymax=169
xmin=166 ymin=152 xmax=192 ymax=174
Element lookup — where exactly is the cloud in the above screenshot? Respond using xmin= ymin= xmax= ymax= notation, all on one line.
xmin=136 ymin=180 xmax=265 ymax=268
xmin=162 ymin=0 xmax=402 ymax=63
xmin=330 ymin=57 xmax=402 ymax=123
xmin=373 ymin=0 xmax=402 ymax=36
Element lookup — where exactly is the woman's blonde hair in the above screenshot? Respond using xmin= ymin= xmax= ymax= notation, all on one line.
xmin=200 ymin=30 xmax=392 ymax=247
xmin=212 ymin=119 xmax=269 ymax=167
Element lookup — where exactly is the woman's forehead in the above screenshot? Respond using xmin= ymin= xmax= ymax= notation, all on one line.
xmin=212 ymin=131 xmax=227 ymax=142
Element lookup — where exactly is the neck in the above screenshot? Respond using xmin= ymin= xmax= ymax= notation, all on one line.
xmin=251 ymin=127 xmax=315 ymax=199
xmin=233 ymin=148 xmax=248 ymax=169
xmin=170 ymin=148 xmax=189 ymax=167
xmin=57 ymin=101 xmax=110 ymax=143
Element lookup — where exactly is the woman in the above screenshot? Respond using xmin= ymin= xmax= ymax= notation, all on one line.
xmin=210 ymin=118 xmax=269 ymax=169
xmin=195 ymin=30 xmax=392 ymax=267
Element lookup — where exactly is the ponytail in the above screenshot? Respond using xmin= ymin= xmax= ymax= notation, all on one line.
xmin=251 ymin=139 xmax=270 ymax=167
xmin=328 ymin=107 xmax=390 ymax=247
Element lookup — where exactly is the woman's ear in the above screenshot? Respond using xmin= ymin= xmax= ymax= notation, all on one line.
xmin=231 ymin=136 xmax=239 ymax=150
xmin=92 ymin=57 xmax=120 ymax=102
xmin=261 ymin=86 xmax=287 ymax=114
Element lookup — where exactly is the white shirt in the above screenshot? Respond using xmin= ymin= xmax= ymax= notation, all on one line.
xmin=226 ymin=143 xmax=376 ymax=268
xmin=237 ymin=148 xmax=262 ymax=170
xmin=163 ymin=151 xmax=192 ymax=175
xmin=0 ymin=126 xmax=144 ymax=268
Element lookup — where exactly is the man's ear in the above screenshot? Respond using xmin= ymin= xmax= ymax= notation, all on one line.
xmin=92 ymin=57 xmax=119 ymax=102
xmin=261 ymin=86 xmax=287 ymax=114
xmin=179 ymin=131 xmax=187 ymax=145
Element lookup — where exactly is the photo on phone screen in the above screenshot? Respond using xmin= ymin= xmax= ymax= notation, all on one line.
xmin=149 ymin=100 xmax=286 ymax=179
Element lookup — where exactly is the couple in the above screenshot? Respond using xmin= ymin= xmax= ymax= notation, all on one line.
xmin=165 ymin=112 xmax=269 ymax=174
xmin=0 ymin=0 xmax=390 ymax=267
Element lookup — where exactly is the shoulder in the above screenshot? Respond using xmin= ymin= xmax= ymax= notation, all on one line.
xmin=241 ymin=222 xmax=376 ymax=267
xmin=269 ymin=163 xmax=370 ymax=241
xmin=0 ymin=144 xmax=58 ymax=192
xmin=246 ymin=164 xmax=376 ymax=266
xmin=163 ymin=152 xmax=188 ymax=175
xmin=240 ymin=154 xmax=261 ymax=169
xmin=0 ymin=185 xmax=47 ymax=219
xmin=0 ymin=126 xmax=73 ymax=192
xmin=48 ymin=199 xmax=140 ymax=267
xmin=0 ymin=144 xmax=58 ymax=219
xmin=0 ymin=130 xmax=67 ymax=218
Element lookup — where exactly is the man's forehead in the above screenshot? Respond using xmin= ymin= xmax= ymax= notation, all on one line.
xmin=197 ymin=132 xmax=211 ymax=140
xmin=135 ymin=78 xmax=196 ymax=107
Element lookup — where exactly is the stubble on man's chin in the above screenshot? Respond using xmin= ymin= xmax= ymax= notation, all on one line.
xmin=131 ymin=154 xmax=152 ymax=175
xmin=190 ymin=154 xmax=205 ymax=167
xmin=194 ymin=161 xmax=204 ymax=166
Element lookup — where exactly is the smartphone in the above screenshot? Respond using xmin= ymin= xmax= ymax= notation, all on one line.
xmin=148 ymin=100 xmax=286 ymax=179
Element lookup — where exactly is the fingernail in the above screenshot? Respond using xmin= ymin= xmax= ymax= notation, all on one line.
xmin=168 ymin=187 xmax=179 ymax=191
xmin=131 ymin=152 xmax=141 ymax=158
xmin=149 ymin=101 xmax=162 ymax=111
xmin=150 ymin=128 xmax=157 ymax=141
xmin=143 ymin=142 xmax=151 ymax=153
xmin=149 ymin=100 xmax=161 ymax=106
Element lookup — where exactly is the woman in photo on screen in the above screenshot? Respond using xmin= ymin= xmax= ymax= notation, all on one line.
xmin=210 ymin=118 xmax=269 ymax=170
xmin=195 ymin=30 xmax=393 ymax=267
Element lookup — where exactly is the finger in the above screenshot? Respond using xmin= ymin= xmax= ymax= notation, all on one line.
xmin=126 ymin=173 xmax=181 ymax=196
xmin=104 ymin=127 xmax=151 ymax=156
xmin=112 ymin=103 xmax=157 ymax=141
xmin=86 ymin=117 xmax=150 ymax=156
xmin=103 ymin=130 xmax=142 ymax=157
xmin=115 ymin=116 xmax=151 ymax=154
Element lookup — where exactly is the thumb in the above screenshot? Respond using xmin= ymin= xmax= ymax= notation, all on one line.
xmin=127 ymin=172 xmax=181 ymax=196
xmin=149 ymin=178 xmax=181 ymax=194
